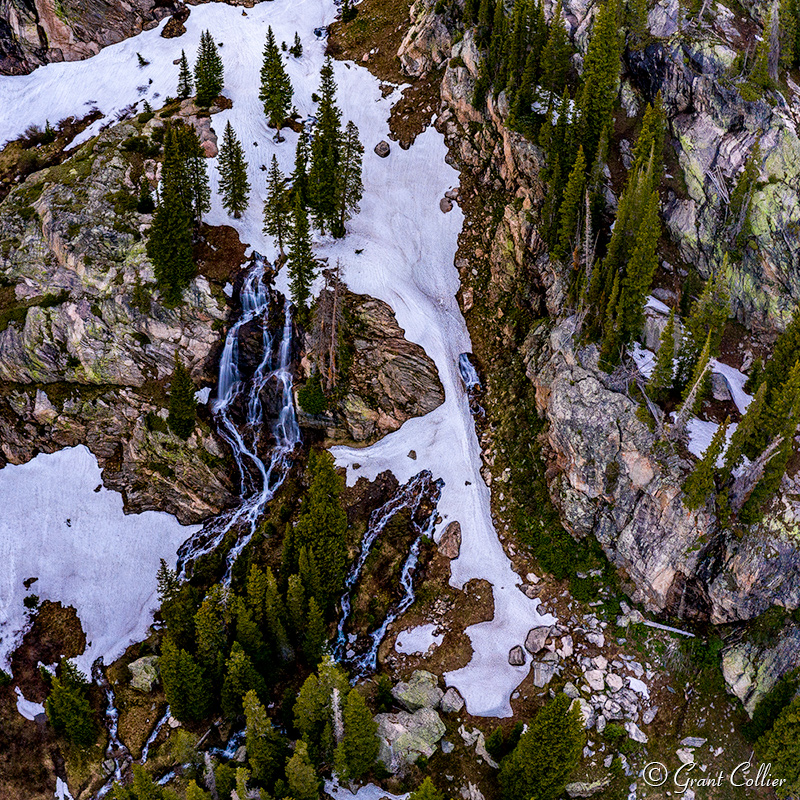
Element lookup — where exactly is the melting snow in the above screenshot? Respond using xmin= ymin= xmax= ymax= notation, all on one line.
xmin=14 ymin=686 xmax=45 ymax=720
xmin=394 ymin=624 xmax=444 ymax=655
xmin=0 ymin=446 xmax=198 ymax=673
xmin=632 ymin=342 xmax=656 ymax=379
xmin=646 ymin=295 xmax=671 ymax=315
xmin=710 ymin=359 xmax=752 ymax=414
xmin=325 ymin=779 xmax=408 ymax=800
xmin=685 ymin=417 xmax=736 ymax=464
xmin=55 ymin=778 xmax=75 ymax=800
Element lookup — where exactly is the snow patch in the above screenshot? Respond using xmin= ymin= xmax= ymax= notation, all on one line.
xmin=55 ymin=777 xmax=75 ymax=800
xmin=15 ymin=686 xmax=45 ymax=720
xmin=325 ymin=779 xmax=408 ymax=800
xmin=686 ymin=417 xmax=735 ymax=464
xmin=710 ymin=359 xmax=753 ymax=414
xmin=194 ymin=386 xmax=212 ymax=404
xmin=0 ymin=446 xmax=198 ymax=673
xmin=394 ymin=624 xmax=443 ymax=655
xmin=631 ymin=342 xmax=656 ymax=379
xmin=646 ymin=295 xmax=671 ymax=315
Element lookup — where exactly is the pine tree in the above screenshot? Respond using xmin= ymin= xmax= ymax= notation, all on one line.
xmin=755 ymin=697 xmax=800 ymax=796
xmin=294 ymin=450 xmax=348 ymax=613
xmin=234 ymin=595 xmax=267 ymax=666
xmin=46 ymin=660 xmax=97 ymax=747
xmin=290 ymin=32 xmax=304 ymax=58
xmin=334 ymin=688 xmax=379 ymax=780
xmin=303 ymin=596 xmax=327 ymax=665
xmin=146 ymin=180 xmax=195 ymax=306
xmin=177 ymin=50 xmax=193 ymax=99
xmin=167 ymin=358 xmax=197 ymax=439
xmin=160 ymin=636 xmax=210 ymax=722
xmin=630 ymin=100 xmax=666 ymax=192
xmin=409 ymin=778 xmax=445 ymax=800
xmin=335 ymin=120 xmax=364 ymax=237
xmin=221 ymin=642 xmax=265 ymax=718
xmin=649 ymin=308 xmax=676 ymax=400
xmin=286 ymin=573 xmax=306 ymax=638
xmin=176 ymin=124 xmax=211 ymax=223
xmin=286 ymin=741 xmax=319 ymax=800
xmin=235 ymin=767 xmax=252 ymax=800
xmin=499 ymin=693 xmax=585 ymax=800
xmin=137 ymin=177 xmax=155 ymax=214
xmin=308 ymin=58 xmax=343 ymax=233
xmin=576 ymin=2 xmax=622 ymax=169
xmin=539 ymin=1 xmax=572 ymax=95
xmin=298 ymin=546 xmax=322 ymax=604
xmin=553 ymin=145 xmax=586 ymax=261
xmin=724 ymin=382 xmax=767 ymax=472
xmin=740 ymin=418 xmax=795 ymax=524
xmin=186 ymin=782 xmax=211 ymax=800
xmin=157 ymin=560 xmax=198 ymax=650
xmin=674 ymin=331 xmax=713 ymax=433
xmin=627 ymin=0 xmax=650 ymax=47
xmin=245 ymin=690 xmax=288 ymax=789
xmin=758 ymin=310 xmax=800 ymax=406
xmin=264 ymin=566 xmax=294 ymax=662
xmin=195 ymin=30 xmax=224 ymax=107
xmin=683 ymin=417 xmax=729 ymax=510
xmin=194 ymin=584 xmax=228 ymax=687
xmin=293 ymin=126 xmax=311 ymax=205
xmin=218 ymin=121 xmax=250 ymax=218
xmin=750 ymin=11 xmax=774 ymax=90
xmin=264 ymin=155 xmax=292 ymax=254
xmin=260 ymin=27 xmax=294 ymax=136
xmin=287 ymin=194 xmax=316 ymax=308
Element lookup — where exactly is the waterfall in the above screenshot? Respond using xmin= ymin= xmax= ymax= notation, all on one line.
xmin=140 ymin=705 xmax=171 ymax=763
xmin=458 ymin=353 xmax=481 ymax=390
xmin=91 ymin=659 xmax=131 ymax=798
xmin=176 ymin=254 xmax=301 ymax=584
xmin=335 ymin=471 xmax=442 ymax=675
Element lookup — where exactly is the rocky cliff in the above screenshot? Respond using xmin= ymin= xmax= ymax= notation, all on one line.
xmin=0 ymin=113 xmax=236 ymax=522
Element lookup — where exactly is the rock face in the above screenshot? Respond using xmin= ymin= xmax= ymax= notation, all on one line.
xmin=375 ymin=707 xmax=446 ymax=773
xmin=392 ymin=670 xmax=444 ymax=712
xmin=0 ymin=118 xmax=237 ymax=522
xmin=721 ymin=622 xmax=800 ymax=715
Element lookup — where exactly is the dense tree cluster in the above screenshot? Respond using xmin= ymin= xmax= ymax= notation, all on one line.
xmin=45 ymin=660 xmax=97 ymax=747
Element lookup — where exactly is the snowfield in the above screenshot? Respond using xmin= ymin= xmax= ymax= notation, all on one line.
xmin=0 ymin=0 xmax=556 ymax=715
xmin=0 ymin=446 xmax=197 ymax=674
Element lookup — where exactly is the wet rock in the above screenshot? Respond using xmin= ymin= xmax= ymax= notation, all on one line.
xmin=375 ymin=707 xmax=446 ymax=773
xmin=128 ymin=655 xmax=159 ymax=693
xmin=508 ymin=645 xmax=526 ymax=666
xmin=524 ymin=626 xmax=550 ymax=654
xmin=392 ymin=670 xmax=443 ymax=712
xmin=438 ymin=521 xmax=462 ymax=559
xmin=440 ymin=687 xmax=465 ymax=714
xmin=374 ymin=140 xmax=391 ymax=158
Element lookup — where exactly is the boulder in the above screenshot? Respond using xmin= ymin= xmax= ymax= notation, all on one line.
xmin=565 ymin=778 xmax=613 ymax=798
xmin=440 ymin=197 xmax=454 ymax=213
xmin=392 ymin=670 xmax=443 ymax=712
xmin=375 ymin=707 xmax=446 ymax=773
xmin=584 ymin=670 xmax=606 ymax=692
xmin=625 ymin=721 xmax=649 ymax=743
xmin=438 ymin=521 xmax=462 ymax=559
xmin=711 ymin=372 xmax=732 ymax=401
xmin=440 ymin=687 xmax=465 ymax=714
xmin=129 ymin=656 xmax=159 ymax=693
xmin=524 ymin=626 xmax=550 ymax=654
xmin=508 ymin=645 xmax=526 ymax=666
xmin=532 ymin=662 xmax=557 ymax=688
xmin=605 ymin=673 xmax=624 ymax=692
xmin=374 ymin=141 xmax=391 ymax=158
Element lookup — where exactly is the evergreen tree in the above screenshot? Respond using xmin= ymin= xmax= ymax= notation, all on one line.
xmin=194 ymin=584 xmax=228 ymax=687
xmin=234 ymin=595 xmax=267 ymax=667
xmin=724 ymin=382 xmax=767 ymax=471
xmin=755 ymin=697 xmax=800 ymax=797
xmin=260 ymin=26 xmax=294 ymax=136
xmin=335 ymin=120 xmax=364 ymax=237
xmin=303 ymin=596 xmax=327 ymax=665
xmin=112 ymin=764 xmax=181 ymax=800
xmin=177 ymin=50 xmax=193 ymax=99
xmin=235 ymin=768 xmax=252 ymax=800
xmin=539 ymin=1 xmax=572 ymax=95
xmin=264 ymin=566 xmax=294 ymax=662
xmin=160 ymin=636 xmax=210 ymax=722
xmin=46 ymin=660 xmax=97 ymax=747
xmin=308 ymin=58 xmax=343 ymax=233
xmin=334 ymin=688 xmax=380 ymax=781
xmin=553 ymin=145 xmax=586 ymax=261
xmin=649 ymin=308 xmax=676 ymax=400
xmin=679 ymin=330 xmax=713 ymax=416
xmin=245 ymin=690 xmax=289 ymax=789
xmin=186 ymin=782 xmax=211 ymax=800
xmin=294 ymin=451 xmax=348 ymax=613
xmin=217 ymin=121 xmax=250 ymax=218
xmin=157 ymin=559 xmax=198 ymax=650
xmin=750 ymin=11 xmax=774 ymax=91
xmin=757 ymin=310 xmax=800 ymax=409
xmin=576 ymin=1 xmax=622 ymax=168
xmin=409 ymin=778 xmax=444 ymax=800
xmin=137 ymin=177 xmax=155 ymax=214
xmin=146 ymin=180 xmax=195 ymax=305
xmin=627 ymin=0 xmax=650 ymax=47
xmin=221 ymin=642 xmax=266 ymax=718
xmin=630 ymin=100 xmax=666 ymax=191
xmin=167 ymin=358 xmax=197 ymax=439
xmin=287 ymin=194 xmax=316 ymax=308
xmin=498 ymin=693 xmax=585 ymax=800
xmin=286 ymin=573 xmax=306 ymax=638
xmin=176 ymin=124 xmax=211 ymax=223
xmin=195 ymin=30 xmax=224 ymax=107
xmin=290 ymin=32 xmax=304 ymax=58
xmin=264 ymin=155 xmax=292 ymax=255
xmin=292 ymin=126 xmax=311 ymax=205
xmin=683 ymin=417 xmax=729 ymax=510
xmin=286 ymin=741 xmax=319 ymax=800
xmin=298 ymin=546 xmax=322 ymax=604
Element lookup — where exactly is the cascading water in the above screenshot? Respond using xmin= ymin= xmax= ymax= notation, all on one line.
xmin=140 ymin=705 xmax=171 ymax=763
xmin=335 ymin=472 xmax=442 ymax=675
xmin=458 ymin=353 xmax=481 ymax=390
xmin=91 ymin=659 xmax=131 ymax=798
xmin=176 ymin=254 xmax=301 ymax=584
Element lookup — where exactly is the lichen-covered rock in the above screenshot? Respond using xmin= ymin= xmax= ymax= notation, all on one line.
xmin=392 ymin=670 xmax=444 ymax=711
xmin=440 ymin=686 xmax=465 ymax=714
xmin=398 ymin=0 xmax=453 ymax=77
xmin=128 ymin=655 xmax=159 ymax=692
xmin=375 ymin=707 xmax=446 ymax=773
xmin=438 ymin=520 xmax=461 ymax=558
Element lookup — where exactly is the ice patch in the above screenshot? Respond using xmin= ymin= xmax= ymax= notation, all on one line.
xmin=0 ymin=446 xmax=198 ymax=673
xmin=710 ymin=359 xmax=753 ymax=415
xmin=15 ymin=686 xmax=45 ymax=720
xmin=395 ymin=623 xmax=443 ymax=655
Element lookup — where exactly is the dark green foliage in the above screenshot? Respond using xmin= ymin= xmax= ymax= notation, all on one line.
xmin=160 ymin=635 xmax=210 ymax=722
xmin=0 ymin=669 xmax=11 ymax=687
xmin=335 ymin=120 xmax=364 ymax=237
xmin=45 ymin=660 xmax=97 ymax=747
xmin=177 ymin=50 xmax=193 ymax=99
xmin=111 ymin=764 xmax=181 ymax=800
xmin=740 ymin=428 xmax=795 ymax=524
xmin=294 ymin=451 xmax=348 ymax=613
xmin=245 ymin=689 xmax=289 ymax=788
xmin=750 ymin=13 xmax=774 ymax=92
xmin=264 ymin=154 xmax=292 ymax=253
xmin=649 ymin=308 xmax=676 ymax=400
xmin=342 ymin=0 xmax=358 ymax=22
xmin=195 ymin=30 xmax=224 ymax=107
xmin=678 ymin=331 xmax=712 ymax=416
xmin=260 ymin=27 xmax=294 ymax=133
xmin=286 ymin=741 xmax=319 ymax=800
xmin=287 ymin=194 xmax=316 ymax=308
xmin=221 ymin=642 xmax=266 ymax=718
xmin=290 ymin=32 xmax=304 ymax=58
xmin=308 ymin=58 xmax=343 ymax=234
xmin=552 ymin=145 xmax=586 ymax=261
xmin=335 ymin=688 xmax=379 ymax=780
xmin=484 ymin=726 xmax=505 ymax=760
xmin=137 ymin=178 xmax=155 ymax=214
xmin=167 ymin=359 xmax=197 ymax=439
xmin=499 ymin=693 xmax=585 ymax=800
xmin=743 ymin=671 xmax=800 ymax=742
xmin=146 ymin=179 xmax=195 ymax=305
xmin=157 ymin=559 xmax=199 ymax=650
xmin=215 ymin=763 xmax=237 ymax=800
xmin=539 ymin=1 xmax=571 ymax=95
xmin=755 ymin=697 xmax=800 ymax=798
xmin=724 ymin=382 xmax=767 ymax=472
xmin=218 ymin=121 xmax=250 ymax=218
xmin=292 ymin=127 xmax=311 ymax=205
xmin=409 ymin=778 xmax=444 ymax=800
xmin=176 ymin=124 xmax=212 ymax=223
xmin=298 ymin=371 xmax=329 ymax=414
xmin=194 ymin=584 xmax=228 ymax=687
xmin=683 ymin=417 xmax=728 ymax=510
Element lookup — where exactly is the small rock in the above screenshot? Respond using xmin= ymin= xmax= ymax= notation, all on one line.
xmin=533 ymin=662 xmax=556 ymax=687
xmin=440 ymin=687 xmax=465 ymax=714
xmin=438 ymin=521 xmax=462 ymax=559
xmin=440 ymin=197 xmax=453 ymax=213
xmin=564 ymin=682 xmax=580 ymax=699
xmin=625 ymin=721 xmax=648 ymax=743
xmin=441 ymin=739 xmax=454 ymax=754
xmin=374 ymin=140 xmax=391 ymax=158
xmin=585 ymin=670 xmax=606 ymax=692
xmin=445 ymin=188 xmax=459 ymax=200
xmin=586 ymin=632 xmax=606 ymax=648
xmin=681 ymin=737 xmax=707 ymax=748
xmin=677 ymin=748 xmax=695 ymax=764
xmin=711 ymin=372 xmax=732 ymax=401
xmin=509 ymin=645 xmax=526 ymax=666
xmin=606 ymin=673 xmax=624 ymax=692
xmin=642 ymin=706 xmax=658 ymax=725
xmin=168 ymin=716 xmax=181 ymax=729
xmin=526 ymin=572 xmax=541 ymax=584
xmin=593 ymin=655 xmax=608 ymax=670
xmin=525 ymin=626 xmax=550 ymax=654
xmin=596 ymin=714 xmax=607 ymax=734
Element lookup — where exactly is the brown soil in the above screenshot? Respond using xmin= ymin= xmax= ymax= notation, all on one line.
xmin=193 ymin=223 xmax=248 ymax=284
